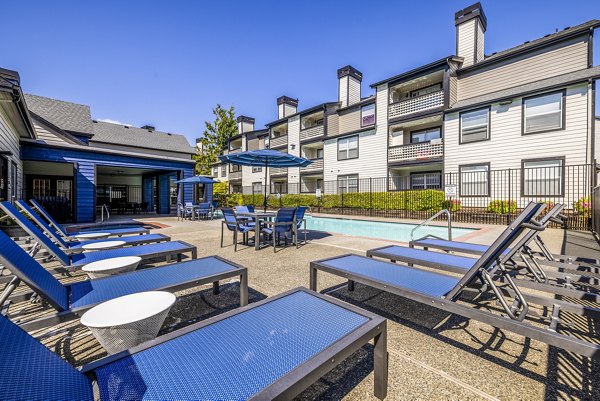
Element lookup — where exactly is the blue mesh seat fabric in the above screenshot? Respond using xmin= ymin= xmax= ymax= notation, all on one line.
xmin=374 ymin=246 xmax=477 ymax=271
xmin=321 ymin=255 xmax=459 ymax=297
xmin=0 ymin=315 xmax=94 ymax=400
xmin=94 ymin=291 xmax=369 ymax=400
xmin=247 ymin=205 xmax=255 ymax=213
xmin=295 ymin=206 xmax=308 ymax=229
xmin=70 ymin=257 xmax=237 ymax=308
xmin=415 ymin=238 xmax=510 ymax=255
xmin=262 ymin=207 xmax=296 ymax=235
xmin=222 ymin=208 xmax=254 ymax=232
xmin=68 ymin=233 xmax=167 ymax=249
xmin=69 ymin=241 xmax=194 ymax=267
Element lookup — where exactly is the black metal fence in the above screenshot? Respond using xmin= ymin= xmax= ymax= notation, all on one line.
xmin=97 ymin=184 xmax=146 ymax=214
xmin=232 ymin=164 xmax=593 ymax=230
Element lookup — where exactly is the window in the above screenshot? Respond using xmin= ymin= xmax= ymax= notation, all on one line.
xmin=56 ymin=180 xmax=71 ymax=199
xmin=523 ymin=91 xmax=564 ymax=134
xmin=32 ymin=178 xmax=51 ymax=198
xmin=229 ymin=164 xmax=241 ymax=173
xmin=522 ymin=158 xmax=564 ymax=196
xmin=230 ymin=184 xmax=242 ymax=193
xmin=338 ymin=174 xmax=359 ymax=193
xmin=361 ymin=104 xmax=375 ymax=127
xmin=338 ymin=135 xmax=358 ymax=160
xmin=212 ymin=167 xmax=218 ymax=177
xmin=410 ymin=83 xmax=442 ymax=98
xmin=221 ymin=164 xmax=226 ymax=176
xmin=11 ymin=162 xmax=17 ymax=200
xmin=459 ymin=164 xmax=489 ymax=196
xmin=411 ymin=172 xmax=442 ymax=190
xmin=252 ymin=166 xmax=262 ymax=173
xmin=410 ymin=127 xmax=442 ymax=143
xmin=252 ymin=182 xmax=263 ymax=195
xmin=317 ymin=148 xmax=324 ymax=159
xmin=460 ymin=108 xmax=490 ymax=143
xmin=272 ymin=181 xmax=288 ymax=194
xmin=0 ymin=156 xmax=7 ymax=201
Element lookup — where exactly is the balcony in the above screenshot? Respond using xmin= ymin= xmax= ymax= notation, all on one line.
xmin=269 ymin=167 xmax=288 ymax=176
xmin=270 ymin=135 xmax=288 ymax=148
xmin=300 ymin=125 xmax=324 ymax=141
xmin=301 ymin=158 xmax=323 ymax=172
xmin=388 ymin=140 xmax=443 ymax=163
xmin=388 ymin=90 xmax=444 ymax=120
xmin=229 ymin=170 xmax=242 ymax=180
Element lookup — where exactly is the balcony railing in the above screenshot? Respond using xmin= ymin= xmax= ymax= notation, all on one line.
xmin=300 ymin=125 xmax=324 ymax=141
xmin=269 ymin=167 xmax=288 ymax=176
xmin=270 ymin=135 xmax=288 ymax=148
xmin=301 ymin=158 xmax=323 ymax=172
xmin=229 ymin=170 xmax=242 ymax=180
xmin=388 ymin=90 xmax=444 ymax=119
xmin=388 ymin=140 xmax=443 ymax=163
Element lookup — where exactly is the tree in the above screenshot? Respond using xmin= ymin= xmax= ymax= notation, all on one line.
xmin=194 ymin=105 xmax=237 ymax=175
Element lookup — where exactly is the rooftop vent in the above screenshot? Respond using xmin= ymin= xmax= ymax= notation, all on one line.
xmin=92 ymin=119 xmax=98 ymax=123
xmin=141 ymin=125 xmax=155 ymax=132
xmin=124 ymin=125 xmax=129 ymax=129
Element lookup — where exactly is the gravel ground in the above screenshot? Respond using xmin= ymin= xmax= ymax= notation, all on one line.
xmin=7 ymin=215 xmax=600 ymax=400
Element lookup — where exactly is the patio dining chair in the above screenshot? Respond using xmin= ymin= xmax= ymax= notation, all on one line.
xmin=220 ymin=208 xmax=255 ymax=251
xmin=261 ymin=207 xmax=296 ymax=252
xmin=294 ymin=206 xmax=308 ymax=248
xmin=196 ymin=202 xmax=212 ymax=220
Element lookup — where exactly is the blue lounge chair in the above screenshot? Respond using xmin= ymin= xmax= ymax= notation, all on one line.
xmin=0 ymin=228 xmax=248 ymax=331
xmin=16 ymin=200 xmax=170 ymax=253
xmin=294 ymin=206 xmax=308 ymax=248
xmin=311 ymin=202 xmax=600 ymax=360
xmin=29 ymin=198 xmax=150 ymax=238
xmin=220 ymin=208 xmax=255 ymax=251
xmin=262 ymin=207 xmax=296 ymax=252
xmin=0 ymin=202 xmax=196 ymax=270
xmin=0 ymin=288 xmax=387 ymax=400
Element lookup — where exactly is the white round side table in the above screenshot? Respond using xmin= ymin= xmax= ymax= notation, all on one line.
xmin=81 ymin=256 xmax=142 ymax=279
xmin=80 ymin=291 xmax=176 ymax=354
xmin=81 ymin=240 xmax=126 ymax=251
xmin=74 ymin=232 xmax=111 ymax=240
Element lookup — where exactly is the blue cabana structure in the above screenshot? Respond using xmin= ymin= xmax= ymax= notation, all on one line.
xmin=219 ymin=149 xmax=311 ymax=211
xmin=174 ymin=175 xmax=217 ymax=204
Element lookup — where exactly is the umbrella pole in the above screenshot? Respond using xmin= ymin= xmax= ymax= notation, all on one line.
xmin=264 ymin=160 xmax=268 ymax=212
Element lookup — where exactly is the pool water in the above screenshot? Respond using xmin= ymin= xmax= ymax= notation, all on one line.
xmin=304 ymin=216 xmax=476 ymax=243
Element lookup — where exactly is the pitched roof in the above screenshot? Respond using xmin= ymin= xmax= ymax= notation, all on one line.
xmin=91 ymin=121 xmax=195 ymax=154
xmin=460 ymin=20 xmax=600 ymax=73
xmin=24 ymin=94 xmax=93 ymax=136
xmin=449 ymin=66 xmax=600 ymax=112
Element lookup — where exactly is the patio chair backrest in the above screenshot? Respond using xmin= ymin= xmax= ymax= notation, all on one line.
xmin=185 ymin=202 xmax=194 ymax=207
xmin=199 ymin=202 xmax=210 ymax=209
xmin=247 ymin=205 xmax=255 ymax=213
xmin=0 ymin=314 xmax=93 ymax=400
xmin=445 ymin=202 xmax=543 ymax=300
xmin=29 ymin=198 xmax=68 ymax=237
xmin=276 ymin=207 xmax=296 ymax=223
xmin=236 ymin=205 xmax=249 ymax=214
xmin=0 ymin=228 xmax=69 ymax=311
xmin=212 ymin=201 xmax=219 ymax=209
xmin=221 ymin=208 xmax=238 ymax=230
xmin=15 ymin=200 xmax=70 ymax=249
xmin=295 ymin=206 xmax=308 ymax=227
xmin=0 ymin=202 xmax=70 ymax=266
xmin=499 ymin=203 xmax=564 ymax=262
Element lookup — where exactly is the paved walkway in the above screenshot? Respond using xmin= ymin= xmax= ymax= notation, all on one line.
xmin=11 ymin=214 xmax=600 ymax=400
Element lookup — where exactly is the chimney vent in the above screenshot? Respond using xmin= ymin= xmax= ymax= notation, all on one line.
xmin=455 ymin=2 xmax=487 ymax=67
xmin=277 ymin=96 xmax=298 ymax=119
xmin=141 ymin=125 xmax=155 ymax=132
xmin=236 ymin=115 xmax=255 ymax=134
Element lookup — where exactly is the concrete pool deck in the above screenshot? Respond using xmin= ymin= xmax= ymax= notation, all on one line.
xmin=6 ymin=213 xmax=600 ymax=400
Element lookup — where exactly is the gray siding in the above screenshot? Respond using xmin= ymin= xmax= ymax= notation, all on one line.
xmin=458 ymin=35 xmax=589 ymax=100
xmin=0 ymin=108 xmax=22 ymax=200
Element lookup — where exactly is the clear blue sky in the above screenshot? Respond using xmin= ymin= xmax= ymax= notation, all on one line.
xmin=3 ymin=1 xmax=600 ymax=144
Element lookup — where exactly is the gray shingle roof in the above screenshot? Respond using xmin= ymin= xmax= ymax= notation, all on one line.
xmin=91 ymin=121 xmax=195 ymax=154
xmin=450 ymin=66 xmax=600 ymax=111
xmin=24 ymin=94 xmax=93 ymax=135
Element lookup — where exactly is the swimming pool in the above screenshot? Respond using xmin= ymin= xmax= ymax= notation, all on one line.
xmin=304 ymin=215 xmax=476 ymax=242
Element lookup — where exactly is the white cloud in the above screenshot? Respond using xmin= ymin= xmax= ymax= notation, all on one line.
xmin=96 ymin=118 xmax=132 ymax=126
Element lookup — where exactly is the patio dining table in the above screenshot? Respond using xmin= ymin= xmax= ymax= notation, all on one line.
xmin=237 ymin=211 xmax=277 ymax=250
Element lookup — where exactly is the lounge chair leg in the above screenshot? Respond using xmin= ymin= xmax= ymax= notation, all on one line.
xmin=348 ymin=279 xmax=355 ymax=292
xmin=309 ymin=266 xmax=318 ymax=291
xmin=220 ymin=223 xmax=224 ymax=248
xmin=166 ymin=255 xmax=172 ymax=263
xmin=177 ymin=253 xmax=182 ymax=263
xmin=373 ymin=321 xmax=388 ymax=400
xmin=234 ymin=231 xmax=238 ymax=252
xmin=212 ymin=281 xmax=220 ymax=295
xmin=273 ymin=232 xmax=276 ymax=253
xmin=240 ymin=272 xmax=248 ymax=306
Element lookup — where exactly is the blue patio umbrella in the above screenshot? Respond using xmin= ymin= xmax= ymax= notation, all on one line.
xmin=174 ymin=175 xmax=217 ymax=204
xmin=219 ymin=149 xmax=312 ymax=211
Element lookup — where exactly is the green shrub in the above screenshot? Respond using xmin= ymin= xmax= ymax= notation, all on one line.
xmin=573 ymin=196 xmax=591 ymax=217
xmin=225 ymin=193 xmax=244 ymax=207
xmin=441 ymin=199 xmax=461 ymax=212
xmin=487 ymin=200 xmax=517 ymax=214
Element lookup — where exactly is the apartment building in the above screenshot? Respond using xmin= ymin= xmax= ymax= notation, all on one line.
xmin=224 ymin=2 xmax=600 ymax=200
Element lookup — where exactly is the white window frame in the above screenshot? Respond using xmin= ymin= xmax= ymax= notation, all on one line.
xmin=460 ymin=108 xmax=490 ymax=144
xmin=361 ymin=103 xmax=375 ymax=127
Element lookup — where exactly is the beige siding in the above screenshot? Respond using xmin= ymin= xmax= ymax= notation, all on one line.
xmin=326 ymin=111 xmax=339 ymax=136
xmin=287 ymin=116 xmax=301 ymax=184
xmin=278 ymin=104 xmax=284 ymax=119
xmin=448 ymin=63 xmax=458 ymax=107
xmin=348 ymin=76 xmax=361 ymax=106
xmin=476 ymin=20 xmax=485 ymax=63
xmin=0 ymin=108 xmax=23 ymax=200
xmin=457 ymin=19 xmax=476 ymax=67
xmin=338 ymin=108 xmax=362 ymax=134
xmin=458 ymin=35 xmax=589 ymax=100
xmin=90 ymin=142 xmax=193 ymax=161
xmin=338 ymin=76 xmax=348 ymax=107
xmin=444 ymin=84 xmax=589 ymax=205
xmin=32 ymin=123 xmax=70 ymax=145
xmin=283 ymin=104 xmax=296 ymax=117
